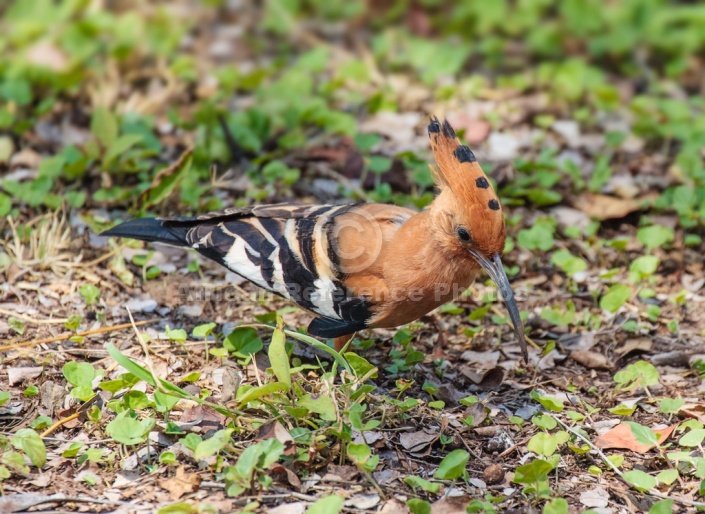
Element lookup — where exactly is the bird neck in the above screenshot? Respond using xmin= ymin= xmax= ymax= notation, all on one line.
xmin=384 ymin=209 xmax=478 ymax=293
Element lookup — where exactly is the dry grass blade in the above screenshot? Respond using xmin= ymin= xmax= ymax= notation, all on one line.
xmin=0 ymin=319 xmax=158 ymax=352
xmin=4 ymin=210 xmax=78 ymax=274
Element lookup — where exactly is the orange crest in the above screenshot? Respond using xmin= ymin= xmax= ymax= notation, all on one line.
xmin=427 ymin=116 xmax=506 ymax=256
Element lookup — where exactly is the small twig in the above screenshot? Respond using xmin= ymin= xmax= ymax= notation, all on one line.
xmin=551 ymin=414 xmax=705 ymax=509
xmin=40 ymin=412 xmax=80 ymax=438
xmin=0 ymin=319 xmax=158 ymax=352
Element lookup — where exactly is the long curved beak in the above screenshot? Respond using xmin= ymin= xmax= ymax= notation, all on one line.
xmin=469 ymin=251 xmax=528 ymax=362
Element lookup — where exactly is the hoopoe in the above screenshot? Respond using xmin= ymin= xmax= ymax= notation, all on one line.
xmin=102 ymin=117 xmax=528 ymax=360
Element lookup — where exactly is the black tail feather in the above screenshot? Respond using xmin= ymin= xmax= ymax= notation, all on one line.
xmin=100 ymin=218 xmax=188 ymax=246
xmin=308 ymin=317 xmax=367 ymax=338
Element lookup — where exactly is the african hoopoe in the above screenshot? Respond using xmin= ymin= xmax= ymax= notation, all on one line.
xmin=102 ymin=117 xmax=528 ymax=360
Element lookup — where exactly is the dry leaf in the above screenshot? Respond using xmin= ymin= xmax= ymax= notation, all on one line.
xmin=399 ymin=429 xmax=438 ymax=452
xmin=571 ymin=350 xmax=611 ymax=369
xmin=616 ymin=338 xmax=652 ymax=356
xmin=431 ymin=496 xmax=472 ymax=514
xmin=573 ymin=193 xmax=643 ymax=220
xmin=580 ymin=486 xmax=610 ymax=508
xmin=8 ymin=367 xmax=44 ymax=386
xmin=158 ymin=466 xmax=201 ymax=500
xmin=269 ymin=502 xmax=306 ymax=514
xmin=594 ymin=423 xmax=677 ymax=453
xmin=679 ymin=403 xmax=705 ymax=423
xmin=378 ymin=499 xmax=411 ymax=514
xmin=255 ymin=421 xmax=296 ymax=456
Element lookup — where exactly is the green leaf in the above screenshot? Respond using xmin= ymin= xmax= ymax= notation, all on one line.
xmin=166 ymin=327 xmax=187 ymax=342
xmin=194 ymin=429 xmax=233 ymax=460
xmin=137 ymin=155 xmax=192 ymax=213
xmin=306 ymin=495 xmax=344 ymax=514
xmin=406 ymin=498 xmax=431 ymax=514
xmin=297 ymin=393 xmax=337 ymax=421
xmin=513 ymin=458 xmax=555 ymax=484
xmin=61 ymin=442 xmax=84 ymax=458
xmin=550 ymin=249 xmax=587 ymax=275
xmin=625 ymin=422 xmax=659 ymax=448
xmin=609 ymin=404 xmax=637 ymax=416
xmin=656 ymin=469 xmax=679 ymax=486
xmin=91 ymin=107 xmax=118 ymax=148
xmin=0 ymin=192 xmax=11 ymax=217
xmin=78 ymin=283 xmax=100 ymax=306
xmin=530 ymin=390 xmax=564 ymax=412
xmin=104 ymin=134 xmax=143 ymax=166
xmin=0 ymin=391 xmax=11 ymax=407
xmin=64 ymin=315 xmax=82 ymax=331
xmin=659 ymin=398 xmax=685 ymax=414
xmin=649 ymin=499 xmax=673 ymax=514
xmin=623 ymin=469 xmax=657 ymax=491
xmin=614 ymin=361 xmax=660 ymax=391
xmin=106 ymin=414 xmax=155 ymax=445
xmin=517 ymin=219 xmax=555 ymax=251
xmin=434 ymin=449 xmax=469 ymax=480
xmin=344 ymin=353 xmax=377 ymax=379
xmin=532 ymin=414 xmax=558 ymax=430
xmin=268 ymin=327 xmax=291 ymax=390
xmin=12 ymin=429 xmax=46 ymax=468
xmin=629 ymin=255 xmax=659 ymax=281
xmin=192 ymin=322 xmax=216 ymax=339
xmin=224 ymin=327 xmax=263 ymax=357
xmin=543 ymin=497 xmax=568 ymax=514
xmin=404 ymin=475 xmax=440 ymax=494
xmin=368 ymin=155 xmax=392 ymax=174
xmin=123 ymin=390 xmax=151 ymax=410
xmin=62 ymin=361 xmax=97 ymax=387
xmin=347 ymin=443 xmax=371 ymax=465
xmin=679 ymin=428 xmax=705 ymax=447
xmin=8 ymin=317 xmax=25 ymax=335
xmin=637 ymin=225 xmax=674 ymax=251
xmin=600 ymin=284 xmax=631 ymax=313
xmin=236 ymin=382 xmax=289 ymax=406
xmin=527 ymin=432 xmax=561 ymax=457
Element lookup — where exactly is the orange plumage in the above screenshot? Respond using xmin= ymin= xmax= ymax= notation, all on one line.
xmin=102 ymin=117 xmax=528 ymax=360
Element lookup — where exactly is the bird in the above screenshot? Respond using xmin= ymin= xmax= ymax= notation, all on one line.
xmin=101 ymin=117 xmax=528 ymax=361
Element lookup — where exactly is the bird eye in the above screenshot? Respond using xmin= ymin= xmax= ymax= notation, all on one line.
xmin=457 ymin=227 xmax=471 ymax=242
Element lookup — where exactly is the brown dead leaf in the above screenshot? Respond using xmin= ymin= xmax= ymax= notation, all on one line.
xmin=269 ymin=502 xmax=306 ymax=514
xmin=461 ymin=366 xmax=505 ymax=388
xmin=379 ymin=498 xmax=411 ymax=514
xmin=255 ymin=421 xmax=296 ymax=455
xmin=324 ymin=464 xmax=360 ymax=482
xmin=571 ymin=350 xmax=611 ymax=370
xmin=679 ymin=404 xmax=705 ymax=423
xmin=615 ymin=339 xmax=653 ymax=357
xmin=431 ymin=495 xmax=471 ymax=514
xmin=573 ymin=193 xmax=643 ymax=220
xmin=178 ymin=405 xmax=226 ymax=432
xmin=271 ymin=463 xmax=302 ymax=490
xmin=158 ymin=466 xmax=201 ymax=500
xmin=446 ymin=113 xmax=491 ymax=144
xmin=594 ymin=423 xmax=677 ymax=453
xmin=399 ymin=429 xmax=438 ymax=452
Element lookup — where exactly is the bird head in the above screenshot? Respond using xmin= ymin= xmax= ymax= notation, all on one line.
xmin=427 ymin=116 xmax=528 ymax=361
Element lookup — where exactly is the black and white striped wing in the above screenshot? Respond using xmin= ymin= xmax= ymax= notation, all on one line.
xmin=162 ymin=203 xmax=373 ymax=336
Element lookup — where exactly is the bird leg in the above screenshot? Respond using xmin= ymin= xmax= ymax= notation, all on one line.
xmin=334 ymin=333 xmax=355 ymax=352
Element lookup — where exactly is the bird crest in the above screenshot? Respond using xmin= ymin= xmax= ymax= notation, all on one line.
xmin=427 ymin=116 xmax=506 ymax=256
